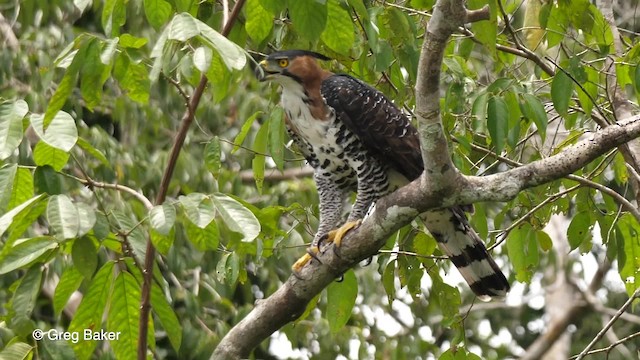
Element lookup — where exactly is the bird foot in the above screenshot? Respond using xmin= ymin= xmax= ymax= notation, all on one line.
xmin=325 ymin=220 xmax=362 ymax=249
xmin=291 ymin=220 xmax=362 ymax=273
xmin=291 ymin=246 xmax=321 ymax=273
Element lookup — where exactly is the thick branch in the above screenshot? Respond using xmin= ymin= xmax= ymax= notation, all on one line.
xmin=458 ymin=115 xmax=640 ymax=205
xmin=414 ymin=0 xmax=488 ymax=191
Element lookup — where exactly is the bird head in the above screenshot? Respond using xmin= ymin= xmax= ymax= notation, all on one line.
xmin=255 ymin=50 xmax=331 ymax=84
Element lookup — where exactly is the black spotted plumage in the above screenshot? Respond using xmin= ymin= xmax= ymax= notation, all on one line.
xmin=257 ymin=50 xmax=510 ymax=299
xmin=321 ymin=74 xmax=423 ymax=180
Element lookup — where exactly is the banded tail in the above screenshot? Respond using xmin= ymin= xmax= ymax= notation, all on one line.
xmin=421 ymin=208 xmax=509 ymax=300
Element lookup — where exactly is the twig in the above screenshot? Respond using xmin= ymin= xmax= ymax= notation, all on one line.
xmin=574 ymin=287 xmax=640 ymax=360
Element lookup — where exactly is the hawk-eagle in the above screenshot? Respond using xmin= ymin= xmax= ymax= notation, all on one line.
xmin=256 ymin=50 xmax=509 ymax=299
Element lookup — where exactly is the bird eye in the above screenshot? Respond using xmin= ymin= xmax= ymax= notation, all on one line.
xmin=278 ymin=59 xmax=289 ymax=67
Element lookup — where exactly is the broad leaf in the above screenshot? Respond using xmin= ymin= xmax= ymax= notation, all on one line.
xmin=150 ymin=203 xmax=177 ymax=235
xmin=0 ymin=236 xmax=58 ymax=274
xmin=245 ymin=0 xmax=273 ymax=44
xmin=326 ymin=270 xmax=357 ymax=334
xmin=107 ymin=272 xmax=142 ymax=359
xmin=551 ymin=69 xmax=574 ymax=116
xmin=0 ymin=100 xmax=28 ymax=160
xmin=31 ymin=112 xmax=78 ymax=152
xmin=211 ymin=193 xmax=261 ymax=242
xmin=53 ymin=266 xmax=84 ymax=317
xmin=487 ymin=95 xmax=508 ymax=154
xmin=69 ymin=261 xmax=115 ymax=359
xmin=321 ymin=0 xmax=355 ymax=56
xmin=47 ymin=195 xmax=80 ymax=239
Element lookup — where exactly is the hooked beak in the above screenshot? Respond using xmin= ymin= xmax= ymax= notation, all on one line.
xmin=255 ymin=59 xmax=270 ymax=82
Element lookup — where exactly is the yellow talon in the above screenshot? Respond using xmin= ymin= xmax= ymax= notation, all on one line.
xmin=292 ymin=246 xmax=320 ymax=272
xmin=291 ymin=220 xmax=362 ymax=272
xmin=327 ymin=220 xmax=362 ymax=247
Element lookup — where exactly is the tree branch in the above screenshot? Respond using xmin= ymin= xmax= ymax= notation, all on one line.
xmin=574 ymin=287 xmax=640 ymax=360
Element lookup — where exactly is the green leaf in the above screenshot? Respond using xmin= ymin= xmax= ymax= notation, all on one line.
xmin=102 ymin=0 xmax=126 ymax=36
xmin=193 ymin=46 xmax=212 ymax=72
xmin=47 ymin=195 xmax=80 ymax=239
xmin=39 ymin=337 xmax=76 ymax=359
xmin=53 ymin=266 xmax=84 ymax=317
xmin=0 ymin=342 xmax=33 ymax=359
xmin=487 ymin=95 xmax=508 ymax=154
xmin=0 ymin=237 xmax=58 ymax=274
xmin=33 ymin=141 xmax=70 ymax=171
xmin=150 ymin=228 xmax=174 ymax=255
xmin=211 ymin=193 xmax=261 ymax=242
xmin=150 ymin=203 xmax=176 ymax=234
xmin=467 ymin=0 xmax=496 ymax=56
xmin=72 ymin=236 xmax=98 ymax=278
xmin=119 ymin=34 xmax=148 ymax=49
xmin=150 ymin=283 xmax=182 ymax=351
xmin=245 ymin=0 xmax=273 ymax=44
xmin=144 ymin=0 xmax=173 ymax=29
xmin=81 ymin=40 xmax=110 ymax=110
xmin=2 ymin=197 xmax=48 ymax=246
xmin=7 ymin=168 xmax=34 ymax=212
xmin=179 ymin=193 xmax=216 ymax=228
xmin=31 ymin=111 xmax=78 ymax=152
xmin=0 ymin=100 xmax=28 ymax=160
xmin=431 ymin=276 xmax=461 ymax=327
xmin=204 ymin=136 xmax=221 ymax=177
xmin=0 ymin=164 xmax=17 ymax=213
xmin=45 ymin=42 xmax=87 ymax=129
xmin=635 ymin=65 xmax=640 ymax=95
xmin=69 ymin=261 xmax=115 ymax=359
xmin=166 ymin=13 xmax=246 ymax=70
xmin=183 ymin=218 xmax=219 ymax=251
xmin=382 ymin=260 xmax=396 ymax=303
xmin=551 ymin=69 xmax=574 ymax=116
xmin=252 ymin=121 xmax=268 ymax=193
xmin=326 ymin=270 xmax=357 ymax=334
xmin=289 ymin=0 xmax=327 ymax=42
xmin=111 ymin=211 xmax=147 ymax=262
xmin=232 ymin=111 xmax=262 ymax=153
xmin=321 ymin=0 xmax=355 ymax=55
xmin=100 ymin=37 xmax=119 ymax=64
xmin=617 ymin=214 xmax=640 ymax=296
xmin=567 ymin=211 xmax=592 ymax=250
xmin=268 ymin=108 xmax=285 ymax=171
xmin=0 ymin=194 xmax=46 ymax=238
xmin=506 ymin=223 xmax=539 ymax=283
xmin=107 ymin=272 xmax=141 ymax=359
xmin=76 ymin=202 xmax=96 ymax=237
xmin=34 ymin=165 xmax=63 ymax=195
xmin=519 ymin=93 xmax=548 ymax=143
xmin=11 ymin=265 xmax=43 ymax=319
xmin=76 ymin=137 xmax=110 ymax=166
xmin=537 ymin=230 xmax=553 ymax=252
xmin=114 ymin=56 xmax=150 ymax=104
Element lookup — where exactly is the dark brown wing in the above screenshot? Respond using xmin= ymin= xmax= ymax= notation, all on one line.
xmin=321 ymin=74 xmax=423 ymax=180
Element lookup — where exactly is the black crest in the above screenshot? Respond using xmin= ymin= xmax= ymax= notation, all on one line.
xmin=265 ymin=50 xmax=331 ymax=61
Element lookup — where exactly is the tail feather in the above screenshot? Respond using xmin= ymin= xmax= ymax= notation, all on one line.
xmin=421 ymin=208 xmax=510 ymax=300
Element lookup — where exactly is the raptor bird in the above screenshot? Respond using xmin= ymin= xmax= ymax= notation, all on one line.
xmin=256 ymin=50 xmax=509 ymax=299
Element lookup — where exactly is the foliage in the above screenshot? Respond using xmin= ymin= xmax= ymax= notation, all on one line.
xmin=0 ymin=0 xmax=639 ymax=359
